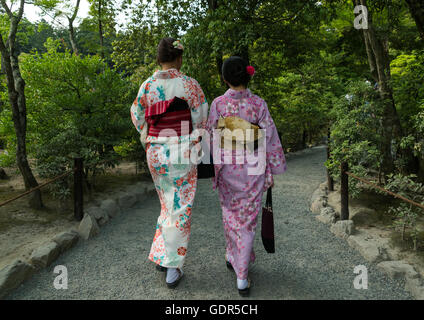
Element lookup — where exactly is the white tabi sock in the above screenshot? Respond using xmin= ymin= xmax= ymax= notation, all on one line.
xmin=237 ymin=278 xmax=248 ymax=290
xmin=166 ymin=268 xmax=182 ymax=283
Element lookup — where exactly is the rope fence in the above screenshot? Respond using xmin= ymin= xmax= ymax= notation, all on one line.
xmin=344 ymin=170 xmax=424 ymax=211
xmin=0 ymin=169 xmax=75 ymax=208
xmin=326 ymin=156 xmax=424 ymax=220
xmin=0 ymin=157 xmax=126 ymax=221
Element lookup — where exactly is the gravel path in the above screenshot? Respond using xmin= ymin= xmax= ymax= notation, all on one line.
xmin=6 ymin=146 xmax=412 ymax=300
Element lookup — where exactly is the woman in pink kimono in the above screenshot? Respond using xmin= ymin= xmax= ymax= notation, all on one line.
xmin=206 ymin=56 xmax=286 ymax=296
xmin=130 ymin=38 xmax=208 ymax=288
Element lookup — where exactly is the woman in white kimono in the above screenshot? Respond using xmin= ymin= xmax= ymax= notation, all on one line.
xmin=130 ymin=38 xmax=208 ymax=288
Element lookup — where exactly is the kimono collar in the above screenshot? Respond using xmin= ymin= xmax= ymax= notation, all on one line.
xmin=224 ymin=88 xmax=252 ymax=100
xmin=153 ymin=68 xmax=183 ymax=80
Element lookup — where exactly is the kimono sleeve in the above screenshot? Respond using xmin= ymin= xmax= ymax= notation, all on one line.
xmin=206 ymin=99 xmax=221 ymax=154
xmin=206 ymin=99 xmax=219 ymax=132
xmin=205 ymin=99 xmax=221 ymax=189
xmin=130 ymin=82 xmax=149 ymax=149
xmin=189 ymin=79 xmax=209 ymax=130
xmin=257 ymin=100 xmax=287 ymax=181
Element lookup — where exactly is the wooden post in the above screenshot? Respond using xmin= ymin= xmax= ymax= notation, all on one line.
xmin=340 ymin=162 xmax=349 ymax=220
xmin=327 ymin=146 xmax=334 ymax=192
xmin=327 ymin=128 xmax=334 ymax=191
xmin=74 ymin=158 xmax=84 ymax=221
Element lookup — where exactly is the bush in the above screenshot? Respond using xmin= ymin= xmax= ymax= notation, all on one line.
xmin=327 ymin=80 xmax=384 ymax=196
xmin=384 ymin=174 xmax=424 ymax=250
xmin=20 ymin=39 xmax=138 ymax=197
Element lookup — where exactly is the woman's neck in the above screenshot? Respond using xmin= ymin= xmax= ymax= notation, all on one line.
xmin=161 ymin=63 xmax=179 ymax=71
xmin=229 ymin=85 xmax=247 ymax=91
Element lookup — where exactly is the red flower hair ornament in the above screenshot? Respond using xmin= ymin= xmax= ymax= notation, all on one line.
xmin=246 ymin=66 xmax=255 ymax=76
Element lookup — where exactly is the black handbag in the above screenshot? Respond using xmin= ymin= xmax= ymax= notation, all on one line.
xmin=261 ymin=188 xmax=275 ymax=253
xmin=197 ymin=137 xmax=215 ymax=179
xmin=197 ymin=154 xmax=215 ymax=179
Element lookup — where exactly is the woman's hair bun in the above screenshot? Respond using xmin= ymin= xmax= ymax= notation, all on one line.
xmin=157 ymin=37 xmax=183 ymax=64
xmin=222 ymin=56 xmax=251 ymax=87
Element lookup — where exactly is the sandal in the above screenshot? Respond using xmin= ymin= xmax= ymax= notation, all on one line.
xmin=238 ymin=278 xmax=251 ymax=297
xmin=226 ymin=260 xmax=234 ymax=271
xmin=156 ymin=264 xmax=167 ymax=272
xmin=166 ymin=268 xmax=184 ymax=289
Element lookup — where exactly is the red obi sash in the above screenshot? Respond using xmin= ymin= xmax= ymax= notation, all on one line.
xmin=145 ymin=97 xmax=193 ymax=137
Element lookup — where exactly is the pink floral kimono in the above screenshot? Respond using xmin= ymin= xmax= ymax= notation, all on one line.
xmin=130 ymin=68 xmax=208 ymax=269
xmin=207 ymin=88 xmax=287 ymax=280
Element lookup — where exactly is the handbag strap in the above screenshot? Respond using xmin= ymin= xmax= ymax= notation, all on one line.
xmin=266 ymin=188 xmax=272 ymax=209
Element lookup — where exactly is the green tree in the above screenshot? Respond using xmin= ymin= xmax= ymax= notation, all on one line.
xmin=0 ymin=0 xmax=59 ymax=208
xmin=87 ymin=0 xmax=117 ymax=59
xmin=20 ymin=39 xmax=137 ymax=194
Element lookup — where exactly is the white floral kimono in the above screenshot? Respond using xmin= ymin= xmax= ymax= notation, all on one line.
xmin=130 ymin=68 xmax=208 ymax=268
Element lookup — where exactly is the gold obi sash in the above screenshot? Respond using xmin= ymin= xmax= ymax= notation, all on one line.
xmin=217 ymin=116 xmax=263 ymax=150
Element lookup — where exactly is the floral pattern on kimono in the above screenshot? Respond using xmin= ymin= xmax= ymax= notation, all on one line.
xmin=130 ymin=68 xmax=208 ymax=148
xmin=130 ymin=68 xmax=208 ymax=268
xmin=206 ymin=88 xmax=286 ymax=280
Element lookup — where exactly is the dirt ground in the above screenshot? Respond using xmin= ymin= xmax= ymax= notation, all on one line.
xmin=0 ymin=162 xmax=150 ymax=270
xmin=328 ymin=183 xmax=424 ymax=277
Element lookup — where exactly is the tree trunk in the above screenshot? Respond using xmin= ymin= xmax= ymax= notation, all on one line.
xmin=67 ymin=0 xmax=81 ymax=55
xmin=0 ymin=0 xmax=43 ymax=209
xmin=98 ymin=0 xmax=104 ymax=59
xmin=68 ymin=20 xmax=78 ymax=55
xmin=207 ymin=0 xmax=218 ymax=10
xmin=405 ymin=0 xmax=424 ymax=40
xmin=12 ymin=54 xmax=43 ymax=208
xmin=358 ymin=0 xmax=403 ymax=175
xmin=0 ymin=167 xmax=8 ymax=180
xmin=302 ymin=129 xmax=307 ymax=149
